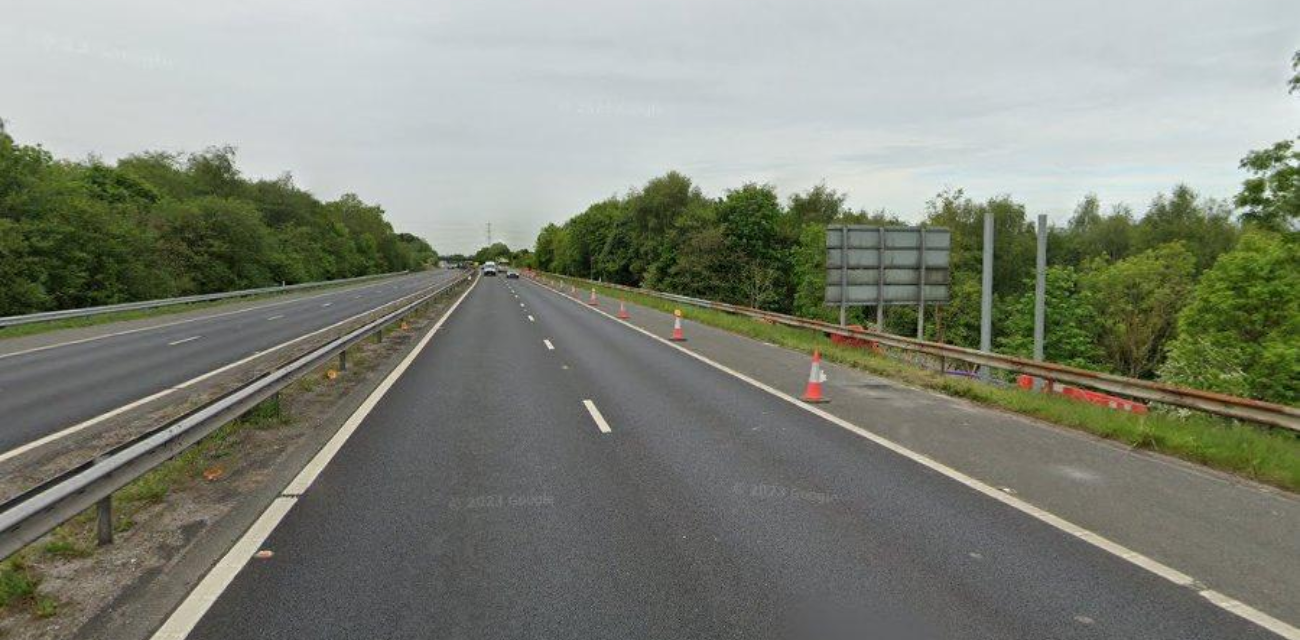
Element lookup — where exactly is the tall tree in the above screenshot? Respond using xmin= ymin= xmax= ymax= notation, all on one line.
xmin=1237 ymin=139 xmax=1299 ymax=231
xmin=1160 ymin=231 xmax=1299 ymax=404
xmin=1234 ymin=50 xmax=1299 ymax=231
xmin=999 ymin=266 xmax=1106 ymax=370
xmin=787 ymin=183 xmax=846 ymax=225
xmin=716 ymin=183 xmax=791 ymax=309
xmin=1080 ymin=243 xmax=1196 ymax=377
xmin=1136 ymin=185 xmax=1237 ymax=272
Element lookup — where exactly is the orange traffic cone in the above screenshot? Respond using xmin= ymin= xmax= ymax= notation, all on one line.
xmin=588 ymin=288 xmax=599 ymax=306
xmin=670 ymin=309 xmax=686 ymax=341
xmin=617 ymin=300 xmax=630 ymax=320
xmin=800 ymin=351 xmax=829 ymax=403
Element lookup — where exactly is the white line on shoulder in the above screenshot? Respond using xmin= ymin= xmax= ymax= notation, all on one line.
xmin=533 ymin=279 xmax=1299 ymax=640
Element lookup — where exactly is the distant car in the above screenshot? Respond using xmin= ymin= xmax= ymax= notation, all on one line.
xmin=505 ymin=271 xmax=519 ymax=279
xmin=482 ymin=261 xmax=498 ymax=276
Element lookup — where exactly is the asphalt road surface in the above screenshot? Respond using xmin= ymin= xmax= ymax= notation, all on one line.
xmin=0 ymin=270 xmax=459 ymax=459
xmin=172 ymin=275 xmax=1281 ymax=640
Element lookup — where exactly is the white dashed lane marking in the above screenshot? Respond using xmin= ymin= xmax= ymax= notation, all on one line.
xmin=582 ymin=400 xmax=612 ymax=434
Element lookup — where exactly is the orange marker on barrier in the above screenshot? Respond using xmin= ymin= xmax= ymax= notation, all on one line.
xmin=800 ymin=351 xmax=829 ymax=403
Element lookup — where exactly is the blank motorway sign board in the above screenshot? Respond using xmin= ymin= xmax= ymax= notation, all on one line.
xmin=825 ymin=226 xmax=951 ymax=306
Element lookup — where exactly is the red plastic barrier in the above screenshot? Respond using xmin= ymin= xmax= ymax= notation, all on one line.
xmin=1017 ymin=375 xmax=1148 ymax=415
xmin=828 ymin=325 xmax=881 ymax=352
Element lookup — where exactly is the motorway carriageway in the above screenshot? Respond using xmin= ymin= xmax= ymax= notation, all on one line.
xmin=150 ymin=274 xmax=1287 ymax=640
xmin=0 ymin=270 xmax=460 ymax=462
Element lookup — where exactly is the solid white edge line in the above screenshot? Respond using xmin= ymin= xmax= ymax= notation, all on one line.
xmin=543 ymin=339 xmax=554 ymax=350
xmin=149 ymin=497 xmax=295 ymax=640
xmin=583 ymin=399 xmax=612 ymax=434
xmin=530 ymin=277 xmax=1300 ymax=640
xmin=149 ymin=276 xmax=478 ymax=640
xmin=0 ymin=276 xmax=458 ymax=465
xmin=0 ymin=274 xmax=425 ymax=362
xmin=167 ymin=336 xmax=202 ymax=346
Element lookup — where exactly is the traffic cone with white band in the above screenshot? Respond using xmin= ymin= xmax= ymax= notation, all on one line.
xmin=670 ymin=309 xmax=686 ymax=341
xmin=588 ymin=288 xmax=599 ymax=306
xmin=617 ymin=300 xmax=630 ymax=320
xmin=800 ymin=350 xmax=829 ymax=403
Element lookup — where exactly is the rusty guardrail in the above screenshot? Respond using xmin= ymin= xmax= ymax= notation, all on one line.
xmin=539 ymin=272 xmax=1299 ymax=433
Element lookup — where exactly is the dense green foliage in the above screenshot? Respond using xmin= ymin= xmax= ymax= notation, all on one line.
xmin=1160 ymin=231 xmax=1299 ymax=404
xmin=523 ymin=53 xmax=1300 ymax=405
xmin=0 ymin=135 xmax=436 ymax=315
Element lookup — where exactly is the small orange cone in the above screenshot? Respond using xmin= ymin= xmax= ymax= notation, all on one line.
xmin=617 ymin=300 xmax=630 ymax=319
xmin=670 ymin=309 xmax=686 ymax=341
xmin=800 ymin=350 xmax=829 ymax=403
xmin=588 ymin=288 xmax=599 ymax=306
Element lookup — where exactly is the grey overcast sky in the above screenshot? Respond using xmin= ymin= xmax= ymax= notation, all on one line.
xmin=2 ymin=1 xmax=1297 ymax=253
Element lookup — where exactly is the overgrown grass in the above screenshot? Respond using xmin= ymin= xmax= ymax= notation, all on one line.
xmin=117 ymin=395 xmax=289 ymax=507
xmin=553 ymin=276 xmax=1300 ymax=493
xmin=0 ymin=556 xmax=57 ymax=619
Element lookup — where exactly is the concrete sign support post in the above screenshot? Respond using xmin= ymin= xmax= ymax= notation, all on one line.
xmin=1033 ymin=214 xmax=1047 ymax=391
xmin=979 ymin=210 xmax=994 ymax=381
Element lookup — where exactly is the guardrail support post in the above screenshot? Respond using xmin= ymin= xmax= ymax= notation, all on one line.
xmin=376 ymin=329 xmax=383 ymax=343
xmin=96 ymin=495 xmax=113 ymax=547
xmin=339 ymin=349 xmax=348 ymax=372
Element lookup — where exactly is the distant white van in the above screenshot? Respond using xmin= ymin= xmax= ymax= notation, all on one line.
xmin=482 ymin=261 xmax=498 ymax=276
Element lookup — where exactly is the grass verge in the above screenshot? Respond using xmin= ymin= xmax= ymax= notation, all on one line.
xmin=554 ymin=276 xmax=1300 ymax=493
xmin=1 ymin=556 xmax=59 ymax=620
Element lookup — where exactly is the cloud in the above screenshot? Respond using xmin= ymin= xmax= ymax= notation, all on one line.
xmin=1 ymin=0 xmax=1297 ymax=251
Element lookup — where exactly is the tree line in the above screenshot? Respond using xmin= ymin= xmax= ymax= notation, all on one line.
xmin=523 ymin=54 xmax=1299 ymax=406
xmin=0 ymin=133 xmax=437 ymax=316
